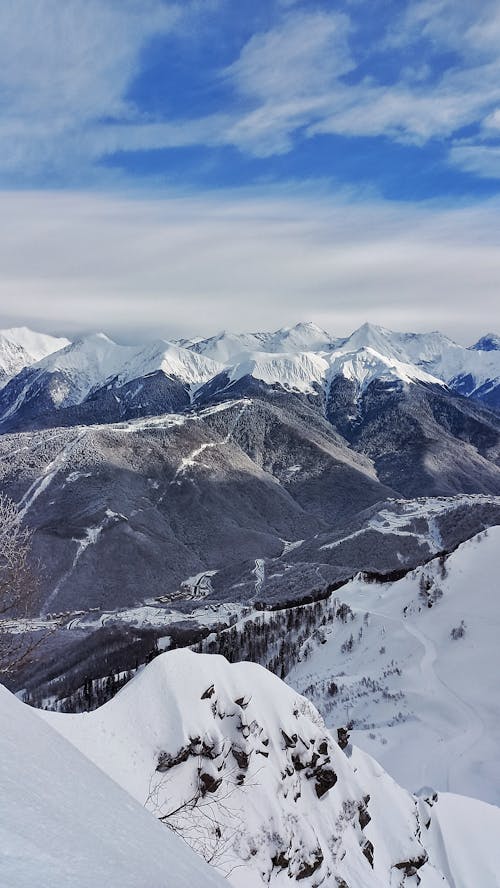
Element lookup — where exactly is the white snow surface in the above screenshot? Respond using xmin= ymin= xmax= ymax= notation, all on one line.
xmin=0 ymin=683 xmax=227 ymax=888
xmin=228 ymin=349 xmax=330 ymax=393
xmin=0 ymin=326 xmax=69 ymax=380
xmin=41 ymin=648 xmax=500 ymax=887
xmin=188 ymin=322 xmax=335 ymax=362
xmin=289 ymin=526 xmax=500 ymax=807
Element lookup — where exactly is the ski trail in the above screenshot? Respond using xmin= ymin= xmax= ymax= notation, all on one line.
xmin=401 ymin=618 xmax=484 ymax=792
xmin=169 ymin=402 xmax=249 ymax=487
xmin=252 ymin=558 xmax=265 ymax=595
xmin=17 ymin=430 xmax=87 ymax=519
xmin=169 ymin=442 xmax=216 ymax=485
xmin=222 ymin=401 xmax=248 ymax=444
xmin=358 ymin=604 xmax=485 ymax=793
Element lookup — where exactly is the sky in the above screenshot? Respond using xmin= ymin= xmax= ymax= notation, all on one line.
xmin=0 ymin=0 xmax=499 ymax=343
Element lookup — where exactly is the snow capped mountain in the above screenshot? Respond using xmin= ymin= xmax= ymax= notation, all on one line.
xmin=471 ymin=332 xmax=500 ymax=351
xmin=327 ymin=346 xmax=444 ymax=392
xmin=33 ymin=332 xmax=139 ymax=406
xmin=188 ymin=321 xmax=336 ymax=363
xmin=41 ymin=648 xmax=500 ymax=887
xmin=0 ymin=326 xmax=69 ymax=381
xmin=2 ymin=320 xmax=500 ymax=427
xmin=0 ymin=683 xmax=228 ymax=888
xmin=333 ymin=322 xmax=500 ymax=409
xmin=227 ymin=349 xmax=330 ymax=393
xmin=114 ymin=339 xmax=224 ymax=390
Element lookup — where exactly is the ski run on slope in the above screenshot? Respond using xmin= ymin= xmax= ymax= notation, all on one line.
xmin=288 ymin=526 xmax=500 ymax=808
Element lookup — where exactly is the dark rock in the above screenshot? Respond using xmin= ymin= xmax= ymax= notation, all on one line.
xmin=358 ymin=802 xmax=371 ymax=831
xmin=232 ymin=746 xmax=250 ymax=770
xmin=296 ymin=848 xmax=324 ymax=880
xmin=337 ymin=727 xmax=350 ymax=750
xmin=199 ymin=772 xmax=222 ymax=795
xmin=271 ymin=851 xmax=289 ymax=870
xmin=362 ymin=840 xmax=374 ymax=868
xmin=201 ymin=684 xmax=215 ymax=700
xmin=313 ymin=766 xmax=337 ymax=798
xmin=281 ymin=730 xmax=298 ymax=748
xmin=234 ymin=695 xmax=251 ymax=709
xmin=156 ymin=745 xmax=191 ymax=771
xmin=394 ymin=852 xmax=428 ymax=876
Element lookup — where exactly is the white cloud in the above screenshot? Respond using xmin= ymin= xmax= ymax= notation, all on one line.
xmin=0 ymin=188 xmax=498 ymax=343
xmin=0 ymin=1 xmax=500 ymax=179
xmin=224 ymin=11 xmax=353 ymax=103
xmin=449 ymin=143 xmax=500 ymax=179
xmin=0 ymin=0 xmax=180 ymax=176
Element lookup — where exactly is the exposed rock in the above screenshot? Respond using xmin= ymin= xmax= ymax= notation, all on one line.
xmin=313 ymin=766 xmax=337 ymax=798
xmin=362 ymin=840 xmax=374 ymax=868
xmin=282 ymin=729 xmax=298 ymax=748
xmin=199 ymin=772 xmax=222 ymax=795
xmin=271 ymin=850 xmax=290 ymax=870
xmin=201 ymin=684 xmax=215 ymax=700
xmin=337 ymin=727 xmax=350 ymax=751
xmin=358 ymin=801 xmax=371 ymax=831
xmin=394 ymin=851 xmax=428 ymax=876
xmin=296 ymin=848 xmax=324 ymax=881
xmin=231 ymin=746 xmax=250 ymax=770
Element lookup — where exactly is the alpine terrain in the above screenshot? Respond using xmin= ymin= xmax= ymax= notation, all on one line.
xmin=1 ymin=321 xmax=500 ymax=887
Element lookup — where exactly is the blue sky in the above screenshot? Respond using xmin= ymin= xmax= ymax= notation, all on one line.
xmin=0 ymin=0 xmax=499 ymax=340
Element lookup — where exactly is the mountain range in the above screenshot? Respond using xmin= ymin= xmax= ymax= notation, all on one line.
xmin=2 ymin=320 xmax=500 ymax=711
xmin=3 ymin=321 xmax=500 ymax=887
xmin=1 ymin=322 xmax=500 ymax=429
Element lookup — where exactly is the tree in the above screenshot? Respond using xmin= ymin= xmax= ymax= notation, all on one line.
xmin=147 ymin=756 xmax=248 ymax=876
xmin=0 ymin=493 xmax=40 ymax=675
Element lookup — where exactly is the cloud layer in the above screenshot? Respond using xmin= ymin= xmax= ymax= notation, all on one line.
xmin=1 ymin=188 xmax=498 ymax=343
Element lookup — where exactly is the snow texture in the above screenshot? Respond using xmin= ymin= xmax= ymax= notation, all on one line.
xmin=0 ymin=683 xmax=227 ymax=888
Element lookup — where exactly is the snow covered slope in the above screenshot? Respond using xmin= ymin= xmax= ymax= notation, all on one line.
xmin=0 ymin=326 xmax=69 ymax=381
xmin=42 ymin=649 xmax=500 ymax=888
xmin=288 ymin=526 xmax=500 ymax=807
xmin=0 ymin=684 xmax=227 ymax=888
xmin=334 ymin=322 xmax=500 ymax=410
xmin=188 ymin=321 xmax=336 ymax=362
xmin=2 ymin=320 xmax=500 ymax=426
xmin=326 ymin=346 xmax=444 ymax=392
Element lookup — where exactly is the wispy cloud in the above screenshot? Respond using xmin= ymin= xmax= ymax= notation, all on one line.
xmin=0 ymin=187 xmax=498 ymax=342
xmin=0 ymin=0 xmax=180 ymax=178
xmin=1 ymin=1 xmax=500 ymax=183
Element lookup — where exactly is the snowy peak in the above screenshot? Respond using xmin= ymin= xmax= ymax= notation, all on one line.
xmin=471 ymin=332 xmax=500 ymax=352
xmin=328 ymin=346 xmax=445 ymax=392
xmin=115 ymin=339 xmax=225 ymax=389
xmin=1 ymin=321 xmax=500 ymax=425
xmin=188 ymin=321 xmax=335 ymax=364
xmin=270 ymin=320 xmax=336 ymax=352
xmin=227 ymin=349 xmax=329 ymax=393
xmin=0 ymin=326 xmax=69 ymax=380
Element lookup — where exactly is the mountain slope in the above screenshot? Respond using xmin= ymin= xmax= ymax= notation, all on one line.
xmin=287 ymin=526 xmax=500 ymax=807
xmin=42 ymin=648 xmax=500 ymax=887
xmin=0 ymin=683 xmax=227 ymax=888
xmin=0 ymin=334 xmax=223 ymax=430
xmin=0 ymin=326 xmax=69 ymax=383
